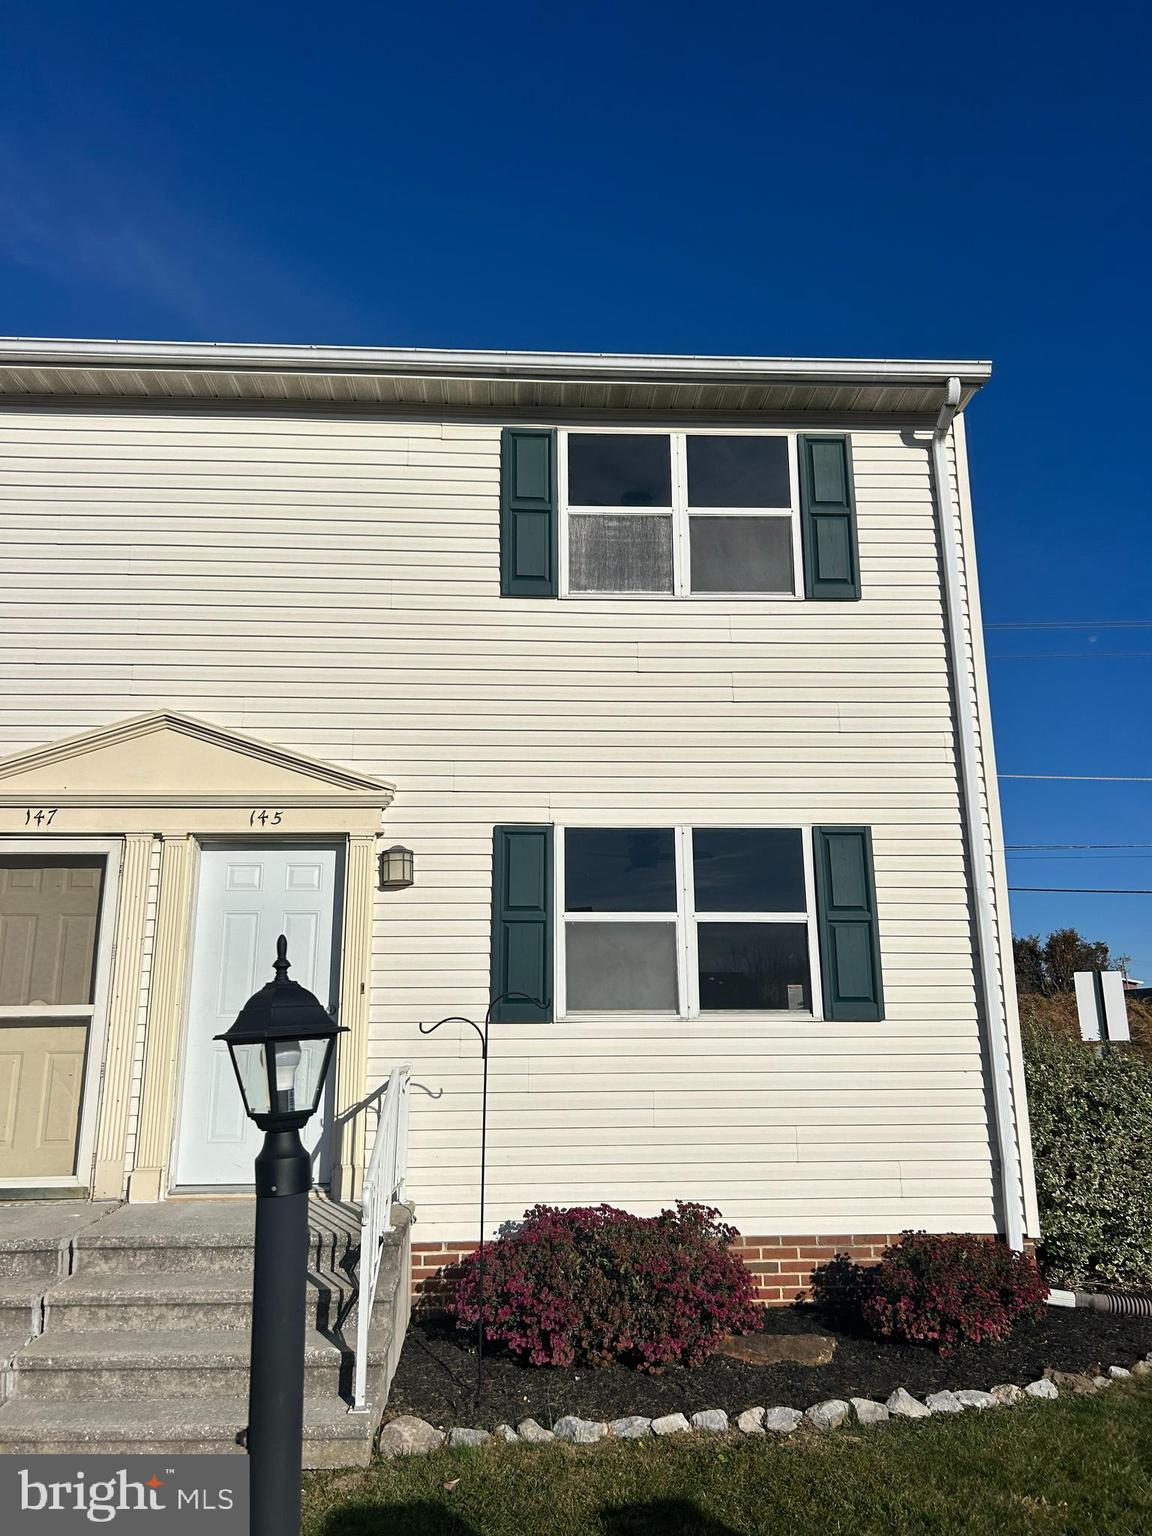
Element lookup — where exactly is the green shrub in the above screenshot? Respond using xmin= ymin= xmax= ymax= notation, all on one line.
xmin=1022 ymin=1023 xmax=1152 ymax=1287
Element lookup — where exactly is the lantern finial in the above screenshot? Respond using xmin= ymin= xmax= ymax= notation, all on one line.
xmin=274 ymin=934 xmax=290 ymax=980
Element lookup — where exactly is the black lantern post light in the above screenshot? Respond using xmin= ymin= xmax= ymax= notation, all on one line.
xmin=217 ymin=936 xmax=345 ymax=1536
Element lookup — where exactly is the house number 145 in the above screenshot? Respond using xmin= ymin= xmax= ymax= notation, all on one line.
xmin=249 ymin=809 xmax=283 ymax=826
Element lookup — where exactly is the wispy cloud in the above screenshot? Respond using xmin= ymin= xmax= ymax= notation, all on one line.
xmin=0 ymin=138 xmax=367 ymax=339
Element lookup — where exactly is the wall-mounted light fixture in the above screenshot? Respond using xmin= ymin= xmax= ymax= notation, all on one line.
xmin=378 ymin=844 xmax=415 ymax=890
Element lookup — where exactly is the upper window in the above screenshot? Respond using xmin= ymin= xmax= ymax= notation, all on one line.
xmin=559 ymin=826 xmax=818 ymax=1017
xmin=567 ymin=434 xmax=673 ymax=508
xmin=561 ymin=431 xmax=800 ymax=597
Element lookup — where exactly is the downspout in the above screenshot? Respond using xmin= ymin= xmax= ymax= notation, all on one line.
xmin=930 ymin=379 xmax=1025 ymax=1251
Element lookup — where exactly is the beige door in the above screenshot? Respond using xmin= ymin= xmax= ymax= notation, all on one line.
xmin=0 ymin=858 xmax=104 ymax=1178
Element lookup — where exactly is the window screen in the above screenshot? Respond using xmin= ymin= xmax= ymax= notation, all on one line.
xmin=569 ymin=514 xmax=674 ymax=593
xmin=689 ymin=517 xmax=794 ymax=593
xmin=566 ymin=922 xmax=678 ymax=1011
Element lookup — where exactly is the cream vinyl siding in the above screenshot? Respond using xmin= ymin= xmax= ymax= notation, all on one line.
xmin=0 ymin=408 xmax=1010 ymax=1236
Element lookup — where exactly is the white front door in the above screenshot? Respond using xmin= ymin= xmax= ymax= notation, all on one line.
xmin=174 ymin=845 xmax=342 ymax=1187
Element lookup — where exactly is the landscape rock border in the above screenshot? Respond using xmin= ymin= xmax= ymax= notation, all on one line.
xmin=379 ymin=1352 xmax=1152 ymax=1457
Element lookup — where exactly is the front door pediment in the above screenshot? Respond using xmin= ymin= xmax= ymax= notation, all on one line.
xmin=0 ymin=713 xmax=393 ymax=834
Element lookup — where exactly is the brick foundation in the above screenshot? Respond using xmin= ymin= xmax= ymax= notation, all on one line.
xmin=727 ymin=1234 xmax=899 ymax=1303
xmin=411 ymin=1241 xmax=480 ymax=1312
xmin=412 ymin=1233 xmax=901 ymax=1311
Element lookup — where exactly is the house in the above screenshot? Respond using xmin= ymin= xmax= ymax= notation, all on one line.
xmin=0 ymin=340 xmax=1039 ymax=1455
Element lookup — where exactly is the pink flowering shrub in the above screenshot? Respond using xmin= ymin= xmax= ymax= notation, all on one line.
xmin=447 ymin=1202 xmax=759 ymax=1372
xmin=812 ymin=1231 xmax=1048 ymax=1355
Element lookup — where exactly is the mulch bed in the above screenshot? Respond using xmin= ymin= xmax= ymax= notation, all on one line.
xmin=387 ymin=1306 xmax=1152 ymax=1430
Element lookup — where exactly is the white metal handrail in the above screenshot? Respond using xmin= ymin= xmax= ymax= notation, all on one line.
xmin=350 ymin=1063 xmax=411 ymax=1412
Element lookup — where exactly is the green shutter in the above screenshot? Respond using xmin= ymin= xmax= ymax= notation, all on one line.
xmin=799 ymin=435 xmax=860 ymax=600
xmin=501 ymin=428 xmax=557 ymax=597
xmin=813 ymin=826 xmax=884 ymax=1021
xmin=491 ymin=825 xmax=553 ymax=1021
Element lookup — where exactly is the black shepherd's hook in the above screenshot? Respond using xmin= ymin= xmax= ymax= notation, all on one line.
xmin=418 ymin=992 xmax=546 ymax=1404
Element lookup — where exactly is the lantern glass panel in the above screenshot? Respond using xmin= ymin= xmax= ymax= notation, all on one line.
xmin=299 ymin=1035 xmax=334 ymax=1112
xmin=264 ymin=1036 xmax=329 ymax=1115
xmin=230 ymin=1041 xmax=271 ymax=1117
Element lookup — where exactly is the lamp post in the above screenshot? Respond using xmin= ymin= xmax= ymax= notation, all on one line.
xmin=217 ymin=935 xmax=345 ymax=1536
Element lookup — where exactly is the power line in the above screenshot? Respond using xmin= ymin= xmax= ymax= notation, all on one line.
xmin=1005 ymin=842 xmax=1152 ymax=850
xmin=1007 ymin=853 xmax=1152 ymax=861
xmin=1008 ymin=886 xmax=1152 ymax=895
xmin=987 ymin=620 xmax=1152 ymax=630
xmin=1000 ymin=773 xmax=1152 ymax=782
xmin=990 ymin=651 xmax=1152 ymax=659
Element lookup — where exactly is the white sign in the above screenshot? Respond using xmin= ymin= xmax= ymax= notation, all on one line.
xmin=1074 ymin=970 xmax=1131 ymax=1044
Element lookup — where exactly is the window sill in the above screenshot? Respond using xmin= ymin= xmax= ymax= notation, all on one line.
xmin=557 ymin=1010 xmax=820 ymax=1025
xmin=560 ymin=592 xmax=805 ymax=602
xmin=0 ymin=1179 xmax=89 ymax=1195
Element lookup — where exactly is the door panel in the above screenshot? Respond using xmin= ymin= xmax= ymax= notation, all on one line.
xmin=206 ymin=1047 xmax=249 ymax=1145
xmin=0 ymin=1021 xmax=88 ymax=1177
xmin=174 ymin=846 xmax=341 ymax=1187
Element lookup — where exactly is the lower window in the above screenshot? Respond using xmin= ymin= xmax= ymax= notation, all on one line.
xmin=568 ymin=514 xmax=674 ymax=593
xmin=688 ymin=516 xmax=794 ymax=594
xmin=560 ymin=826 xmax=816 ymax=1016
xmin=696 ymin=921 xmax=810 ymax=1011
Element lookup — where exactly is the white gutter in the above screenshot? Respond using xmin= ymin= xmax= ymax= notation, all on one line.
xmin=0 ymin=336 xmax=993 ymax=390
xmin=930 ymin=378 xmax=1025 ymax=1251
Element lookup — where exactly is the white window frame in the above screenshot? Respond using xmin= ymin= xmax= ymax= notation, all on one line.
xmin=555 ymin=822 xmax=823 ymax=1021
xmin=0 ymin=837 xmax=122 ymax=1192
xmin=558 ymin=427 xmax=803 ymax=600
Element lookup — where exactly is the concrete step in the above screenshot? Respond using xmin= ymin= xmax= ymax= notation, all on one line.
xmin=0 ymin=1202 xmax=115 ymax=1280
xmin=1 ymin=1332 xmax=34 ymax=1377
xmin=42 ymin=1269 xmax=355 ymax=1333
xmin=0 ymin=1245 xmax=60 ymax=1283
xmin=71 ymin=1198 xmax=362 ymax=1277
xmin=0 ymin=1280 xmax=43 ymax=1338
xmin=0 ymin=1198 xmax=412 ymax=1466
xmin=7 ymin=1328 xmax=391 ymax=1403
xmin=73 ymin=1223 xmax=258 ymax=1278
xmin=0 ymin=1396 xmax=379 ymax=1469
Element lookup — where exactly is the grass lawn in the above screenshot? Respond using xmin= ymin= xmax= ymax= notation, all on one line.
xmin=303 ymin=1383 xmax=1152 ymax=1536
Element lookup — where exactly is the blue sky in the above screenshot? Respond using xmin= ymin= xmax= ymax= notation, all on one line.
xmin=3 ymin=2 xmax=1149 ymax=973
